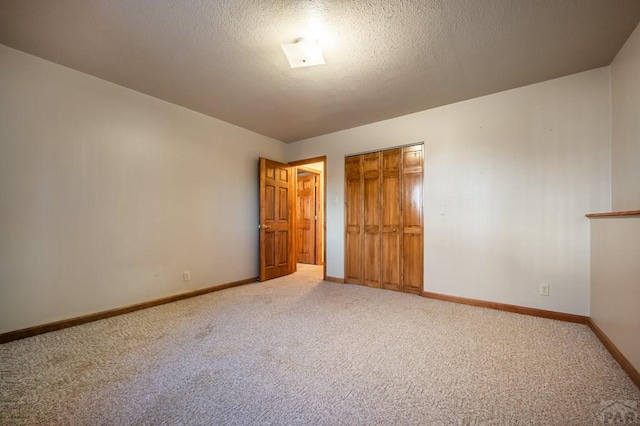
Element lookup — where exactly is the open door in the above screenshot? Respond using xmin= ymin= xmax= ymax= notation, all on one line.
xmin=259 ymin=158 xmax=295 ymax=281
xmin=296 ymin=171 xmax=319 ymax=264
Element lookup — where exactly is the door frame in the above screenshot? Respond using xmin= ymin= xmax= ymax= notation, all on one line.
xmin=295 ymin=167 xmax=322 ymax=265
xmin=289 ymin=156 xmax=327 ymax=281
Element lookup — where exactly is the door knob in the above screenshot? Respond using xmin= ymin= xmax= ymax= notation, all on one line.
xmin=259 ymin=224 xmax=271 ymax=229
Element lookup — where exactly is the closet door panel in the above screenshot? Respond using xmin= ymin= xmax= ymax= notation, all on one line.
xmin=401 ymin=145 xmax=423 ymax=294
xmin=402 ymin=234 xmax=423 ymax=294
xmin=381 ymin=233 xmax=400 ymax=290
xmin=362 ymin=153 xmax=381 ymax=287
xmin=345 ymin=156 xmax=362 ymax=284
xmin=403 ymin=173 xmax=423 ymax=228
xmin=382 ymin=149 xmax=401 ymax=291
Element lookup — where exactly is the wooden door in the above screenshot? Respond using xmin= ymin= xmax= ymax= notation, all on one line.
xmin=344 ymin=144 xmax=423 ymax=294
xmin=362 ymin=153 xmax=382 ymax=287
xmin=296 ymin=173 xmax=317 ymax=264
xmin=345 ymin=155 xmax=363 ymax=284
xmin=381 ymin=149 xmax=402 ymax=291
xmin=313 ymin=173 xmax=323 ymax=265
xmin=259 ymin=158 xmax=295 ymax=281
xmin=401 ymin=145 xmax=424 ymax=294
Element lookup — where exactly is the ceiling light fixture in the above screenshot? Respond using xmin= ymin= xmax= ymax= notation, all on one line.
xmin=281 ymin=38 xmax=325 ymax=69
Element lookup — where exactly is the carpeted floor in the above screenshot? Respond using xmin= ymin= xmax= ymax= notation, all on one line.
xmin=1 ymin=264 xmax=638 ymax=425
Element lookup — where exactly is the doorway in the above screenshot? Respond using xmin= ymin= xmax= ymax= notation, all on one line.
xmin=296 ymin=167 xmax=322 ymax=265
xmin=258 ymin=156 xmax=327 ymax=282
xmin=290 ymin=156 xmax=326 ymax=280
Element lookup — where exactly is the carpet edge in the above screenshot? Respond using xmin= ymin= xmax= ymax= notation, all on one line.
xmin=422 ymin=290 xmax=639 ymax=389
xmin=588 ymin=318 xmax=640 ymax=389
xmin=421 ymin=291 xmax=588 ymax=323
xmin=0 ymin=277 xmax=258 ymax=344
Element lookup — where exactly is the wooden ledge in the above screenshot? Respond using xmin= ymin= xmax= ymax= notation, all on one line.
xmin=586 ymin=210 xmax=640 ymax=218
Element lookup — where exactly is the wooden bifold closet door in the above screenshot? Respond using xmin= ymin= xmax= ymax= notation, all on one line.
xmin=344 ymin=144 xmax=423 ymax=294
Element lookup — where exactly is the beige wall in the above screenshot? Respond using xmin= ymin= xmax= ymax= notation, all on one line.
xmin=288 ymin=68 xmax=612 ymax=316
xmin=1 ymin=26 xmax=635 ymax=335
xmin=0 ymin=45 xmax=286 ymax=333
xmin=590 ymin=21 xmax=640 ymax=373
xmin=590 ymin=218 xmax=640 ymax=371
xmin=611 ymin=23 xmax=640 ymax=211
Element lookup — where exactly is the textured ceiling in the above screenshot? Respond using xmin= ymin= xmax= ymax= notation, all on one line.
xmin=1 ymin=1 xmax=640 ymax=143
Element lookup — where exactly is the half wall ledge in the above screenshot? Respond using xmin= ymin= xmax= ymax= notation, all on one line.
xmin=586 ymin=210 xmax=640 ymax=218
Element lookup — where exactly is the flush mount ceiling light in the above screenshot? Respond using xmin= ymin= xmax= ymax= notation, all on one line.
xmin=281 ymin=38 xmax=325 ymax=68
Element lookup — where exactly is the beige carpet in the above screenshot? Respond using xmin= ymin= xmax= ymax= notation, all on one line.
xmin=1 ymin=264 xmax=638 ymax=425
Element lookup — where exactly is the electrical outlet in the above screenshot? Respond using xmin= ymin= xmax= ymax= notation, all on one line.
xmin=183 ymin=271 xmax=191 ymax=282
xmin=540 ymin=283 xmax=549 ymax=296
